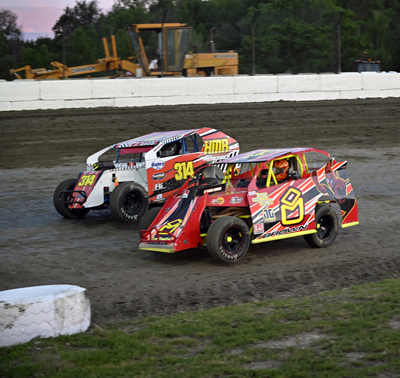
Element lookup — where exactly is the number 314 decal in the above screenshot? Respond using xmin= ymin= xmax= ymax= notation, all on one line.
xmin=174 ymin=161 xmax=194 ymax=181
xmin=78 ymin=174 xmax=96 ymax=187
xmin=280 ymin=187 xmax=304 ymax=225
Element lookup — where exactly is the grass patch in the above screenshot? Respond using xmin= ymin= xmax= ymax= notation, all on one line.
xmin=2 ymin=279 xmax=400 ymax=377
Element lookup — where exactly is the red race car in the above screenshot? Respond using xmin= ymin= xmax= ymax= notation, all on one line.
xmin=139 ymin=148 xmax=359 ymax=262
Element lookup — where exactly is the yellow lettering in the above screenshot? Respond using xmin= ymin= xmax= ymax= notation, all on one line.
xmin=222 ymin=139 xmax=229 ymax=152
xmin=204 ymin=139 xmax=229 ymax=154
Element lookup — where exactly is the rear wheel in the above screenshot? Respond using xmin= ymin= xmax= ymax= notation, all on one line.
xmin=110 ymin=182 xmax=149 ymax=222
xmin=53 ymin=179 xmax=90 ymax=219
xmin=304 ymin=205 xmax=338 ymax=248
xmin=139 ymin=207 xmax=162 ymax=235
xmin=207 ymin=216 xmax=250 ymax=263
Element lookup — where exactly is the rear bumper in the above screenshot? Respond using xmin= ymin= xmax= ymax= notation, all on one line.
xmin=139 ymin=243 xmax=176 ymax=253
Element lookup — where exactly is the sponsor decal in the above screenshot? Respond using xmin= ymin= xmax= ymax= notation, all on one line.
xmin=152 ymin=172 xmax=165 ymax=180
xmin=280 ymin=187 xmax=304 ymax=225
xmin=264 ymin=224 xmax=308 ymax=238
xmin=212 ymin=197 xmax=225 ymax=205
xmin=155 ymin=219 xmax=183 ymax=240
xmin=263 ymin=209 xmax=276 ymax=222
xmin=252 ymin=193 xmax=273 ymax=206
xmin=254 ymin=223 xmax=264 ymax=234
xmin=71 ymin=65 xmax=96 ymax=74
xmin=230 ymin=196 xmax=243 ymax=204
xmin=155 ymin=183 xmax=164 ymax=190
xmin=204 ymin=187 xmax=223 ymax=194
xmin=214 ymin=54 xmax=236 ymax=59
xmin=118 ymin=141 xmax=157 ymax=147
xmin=182 ymin=190 xmax=189 ymax=198
xmin=204 ymin=139 xmax=229 ymax=154
xmin=156 ymin=194 xmax=163 ymax=200
xmin=152 ymin=159 xmax=165 ymax=170
xmin=249 ymin=191 xmax=256 ymax=196
xmin=114 ymin=162 xmax=139 ymax=170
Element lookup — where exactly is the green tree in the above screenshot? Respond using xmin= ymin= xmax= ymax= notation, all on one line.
xmin=68 ymin=26 xmax=95 ymax=66
xmin=22 ymin=44 xmax=55 ymax=70
xmin=0 ymin=9 xmax=22 ymax=79
xmin=53 ymin=0 xmax=101 ymax=37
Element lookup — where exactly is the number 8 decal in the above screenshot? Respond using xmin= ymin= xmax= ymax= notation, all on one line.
xmin=280 ymin=187 xmax=304 ymax=225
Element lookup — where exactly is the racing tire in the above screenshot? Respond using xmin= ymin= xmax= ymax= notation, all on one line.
xmin=200 ymin=177 xmax=221 ymax=185
xmin=53 ymin=179 xmax=90 ymax=219
xmin=110 ymin=182 xmax=149 ymax=222
xmin=139 ymin=207 xmax=162 ymax=234
xmin=207 ymin=216 xmax=250 ymax=263
xmin=304 ymin=205 xmax=339 ymax=248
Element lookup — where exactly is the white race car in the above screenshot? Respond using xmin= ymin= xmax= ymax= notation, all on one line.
xmin=53 ymin=128 xmax=240 ymax=222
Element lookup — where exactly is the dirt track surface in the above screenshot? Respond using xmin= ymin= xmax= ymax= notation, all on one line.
xmin=1 ymin=98 xmax=399 ymax=325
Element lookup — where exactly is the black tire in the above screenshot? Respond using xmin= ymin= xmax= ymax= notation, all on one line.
xmin=110 ymin=182 xmax=149 ymax=222
xmin=53 ymin=179 xmax=90 ymax=219
xmin=200 ymin=177 xmax=220 ymax=185
xmin=207 ymin=216 xmax=250 ymax=263
xmin=304 ymin=205 xmax=339 ymax=248
xmin=139 ymin=207 xmax=162 ymax=235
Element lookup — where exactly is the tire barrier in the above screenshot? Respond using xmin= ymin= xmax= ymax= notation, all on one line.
xmin=0 ymin=285 xmax=91 ymax=347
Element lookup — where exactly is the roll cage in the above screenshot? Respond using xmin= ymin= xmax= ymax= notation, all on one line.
xmin=222 ymin=154 xmax=305 ymax=188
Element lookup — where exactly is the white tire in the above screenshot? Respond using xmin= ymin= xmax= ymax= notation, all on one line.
xmin=0 ymin=285 xmax=91 ymax=347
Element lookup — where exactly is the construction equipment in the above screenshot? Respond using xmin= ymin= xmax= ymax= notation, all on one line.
xmin=128 ymin=23 xmax=238 ymax=77
xmin=11 ymin=23 xmax=238 ymax=80
xmin=10 ymin=36 xmax=139 ymax=80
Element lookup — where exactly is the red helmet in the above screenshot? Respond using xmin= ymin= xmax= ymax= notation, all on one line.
xmin=273 ymin=160 xmax=289 ymax=181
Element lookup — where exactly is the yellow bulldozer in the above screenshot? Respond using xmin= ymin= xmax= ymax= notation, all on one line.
xmin=11 ymin=23 xmax=238 ymax=80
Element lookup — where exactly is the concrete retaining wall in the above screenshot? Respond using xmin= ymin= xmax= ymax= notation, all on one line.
xmin=1 ymin=72 xmax=400 ymax=112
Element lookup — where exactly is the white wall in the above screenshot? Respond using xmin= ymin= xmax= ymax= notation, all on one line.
xmin=1 ymin=72 xmax=399 ymax=112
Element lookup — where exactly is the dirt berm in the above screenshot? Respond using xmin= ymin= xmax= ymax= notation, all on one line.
xmin=0 ymin=98 xmax=399 ymax=325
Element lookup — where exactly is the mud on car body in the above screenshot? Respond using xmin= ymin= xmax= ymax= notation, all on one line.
xmin=139 ymin=148 xmax=359 ymax=262
xmin=53 ymin=128 xmax=240 ymax=222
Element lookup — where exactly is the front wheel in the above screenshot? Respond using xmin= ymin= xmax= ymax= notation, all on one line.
xmin=110 ymin=182 xmax=149 ymax=222
xmin=139 ymin=207 xmax=162 ymax=235
xmin=207 ymin=216 xmax=250 ymax=263
xmin=304 ymin=205 xmax=338 ymax=248
xmin=53 ymin=179 xmax=90 ymax=219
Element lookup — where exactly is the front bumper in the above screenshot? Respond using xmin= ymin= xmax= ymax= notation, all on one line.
xmin=139 ymin=243 xmax=176 ymax=253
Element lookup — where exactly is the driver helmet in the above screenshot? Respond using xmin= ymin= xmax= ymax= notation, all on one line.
xmin=160 ymin=142 xmax=178 ymax=157
xmin=273 ymin=160 xmax=289 ymax=181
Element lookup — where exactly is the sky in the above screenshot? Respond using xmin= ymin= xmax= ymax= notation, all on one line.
xmin=0 ymin=0 xmax=115 ymax=40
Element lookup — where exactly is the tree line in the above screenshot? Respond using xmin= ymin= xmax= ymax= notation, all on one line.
xmin=1 ymin=0 xmax=399 ymax=80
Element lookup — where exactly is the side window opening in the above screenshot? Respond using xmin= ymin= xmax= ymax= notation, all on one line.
xmin=304 ymin=152 xmax=330 ymax=173
xmin=288 ymin=157 xmax=301 ymax=179
xmin=116 ymin=151 xmax=144 ymax=163
xmin=98 ymin=148 xmax=117 ymax=164
xmin=116 ymin=147 xmax=152 ymax=164
xmin=185 ymin=134 xmax=203 ymax=153
xmin=157 ymin=140 xmax=183 ymax=157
